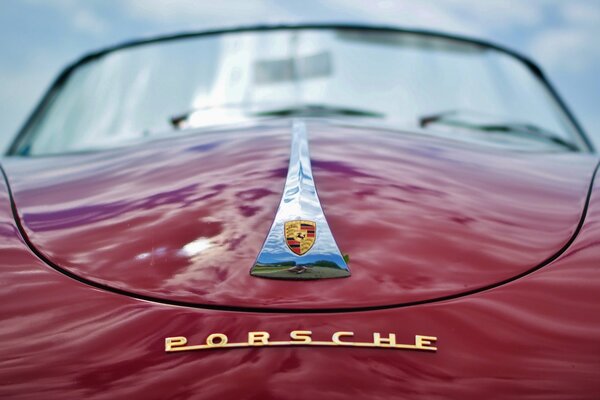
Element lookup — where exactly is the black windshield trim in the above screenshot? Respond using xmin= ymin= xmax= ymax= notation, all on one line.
xmin=7 ymin=23 xmax=595 ymax=155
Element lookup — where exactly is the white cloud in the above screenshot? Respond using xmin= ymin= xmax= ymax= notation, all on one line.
xmin=0 ymin=59 xmax=59 ymax=152
xmin=119 ymin=0 xmax=542 ymax=40
xmin=72 ymin=8 xmax=107 ymax=35
xmin=123 ymin=0 xmax=296 ymax=28
xmin=324 ymin=0 xmax=483 ymax=36
xmin=324 ymin=0 xmax=546 ymax=40
xmin=444 ymin=0 xmax=543 ymax=28
xmin=24 ymin=0 xmax=108 ymax=36
xmin=528 ymin=1 xmax=600 ymax=72
xmin=562 ymin=1 xmax=600 ymax=25
xmin=530 ymin=28 xmax=596 ymax=72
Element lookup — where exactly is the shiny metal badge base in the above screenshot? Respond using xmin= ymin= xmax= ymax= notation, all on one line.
xmin=250 ymin=120 xmax=350 ymax=280
xmin=251 ymin=261 xmax=350 ymax=280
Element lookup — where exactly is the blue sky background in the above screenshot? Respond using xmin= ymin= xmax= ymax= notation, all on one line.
xmin=1 ymin=0 xmax=599 ymax=151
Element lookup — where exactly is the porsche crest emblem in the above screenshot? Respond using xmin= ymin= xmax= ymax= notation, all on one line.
xmin=284 ymin=220 xmax=316 ymax=255
xmin=250 ymin=121 xmax=350 ymax=280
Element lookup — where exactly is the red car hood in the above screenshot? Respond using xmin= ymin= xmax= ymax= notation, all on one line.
xmin=2 ymin=120 xmax=597 ymax=309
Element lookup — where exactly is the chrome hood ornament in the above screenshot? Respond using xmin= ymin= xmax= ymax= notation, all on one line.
xmin=250 ymin=120 xmax=350 ymax=280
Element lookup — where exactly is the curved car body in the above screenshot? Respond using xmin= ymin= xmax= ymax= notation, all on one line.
xmin=1 ymin=25 xmax=599 ymax=399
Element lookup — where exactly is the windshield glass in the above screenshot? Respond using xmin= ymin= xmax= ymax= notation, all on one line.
xmin=13 ymin=28 xmax=585 ymax=155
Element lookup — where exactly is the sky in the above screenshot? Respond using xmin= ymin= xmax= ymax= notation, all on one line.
xmin=1 ymin=0 xmax=599 ymax=152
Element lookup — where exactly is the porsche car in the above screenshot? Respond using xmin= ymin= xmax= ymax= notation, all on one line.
xmin=1 ymin=24 xmax=599 ymax=399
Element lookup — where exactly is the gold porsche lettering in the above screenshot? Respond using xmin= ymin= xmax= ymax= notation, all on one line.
xmin=331 ymin=331 xmax=354 ymax=344
xmin=290 ymin=330 xmax=313 ymax=343
xmin=206 ymin=333 xmax=228 ymax=347
xmin=248 ymin=331 xmax=270 ymax=345
xmin=415 ymin=335 xmax=438 ymax=351
xmin=373 ymin=332 xmax=396 ymax=346
xmin=165 ymin=336 xmax=187 ymax=351
xmin=165 ymin=330 xmax=437 ymax=353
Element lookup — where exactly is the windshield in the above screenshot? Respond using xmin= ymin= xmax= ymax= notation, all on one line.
xmin=12 ymin=27 xmax=586 ymax=155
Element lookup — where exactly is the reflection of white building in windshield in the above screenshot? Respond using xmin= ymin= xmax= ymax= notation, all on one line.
xmin=188 ymin=31 xmax=335 ymax=127
xmin=187 ymin=30 xmax=572 ymax=143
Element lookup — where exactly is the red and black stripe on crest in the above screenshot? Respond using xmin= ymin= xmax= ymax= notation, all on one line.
xmin=301 ymin=224 xmax=315 ymax=238
xmin=284 ymin=220 xmax=316 ymax=255
xmin=286 ymin=237 xmax=302 ymax=255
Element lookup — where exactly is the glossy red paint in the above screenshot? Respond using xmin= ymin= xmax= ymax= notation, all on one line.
xmin=0 ymin=148 xmax=599 ymax=399
xmin=2 ymin=120 xmax=598 ymax=309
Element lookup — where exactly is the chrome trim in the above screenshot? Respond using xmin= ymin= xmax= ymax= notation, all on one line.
xmin=250 ymin=120 xmax=350 ymax=280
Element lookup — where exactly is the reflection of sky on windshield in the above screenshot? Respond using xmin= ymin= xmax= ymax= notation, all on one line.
xmin=0 ymin=0 xmax=599 ymax=152
xmin=16 ymin=28 xmax=583 ymax=154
